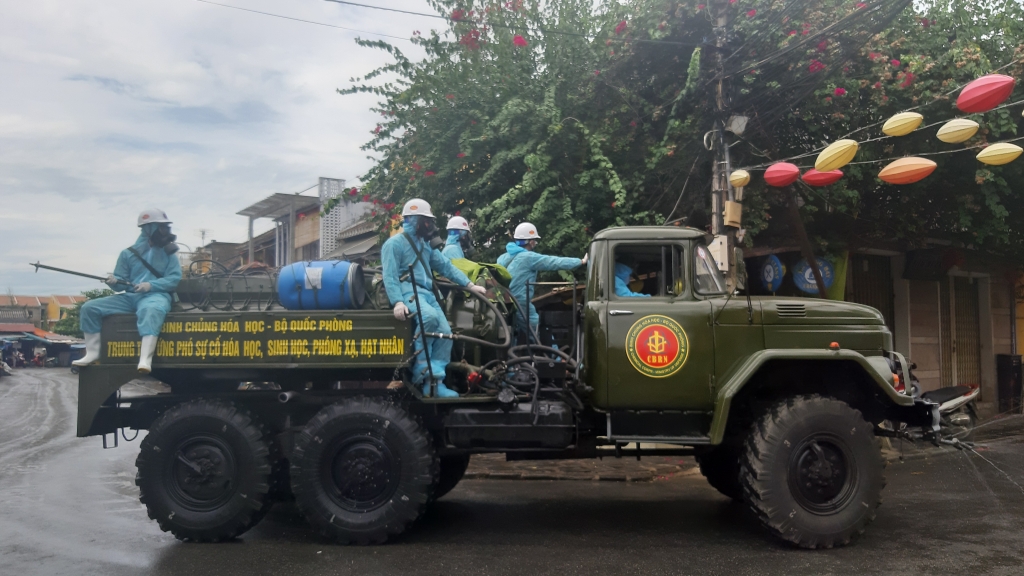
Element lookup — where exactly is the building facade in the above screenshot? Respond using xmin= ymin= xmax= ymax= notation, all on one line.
xmin=744 ymin=245 xmax=1020 ymax=418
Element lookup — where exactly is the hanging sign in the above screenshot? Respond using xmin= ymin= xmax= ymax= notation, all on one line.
xmin=761 ymin=255 xmax=785 ymax=292
xmin=793 ymin=258 xmax=835 ymax=294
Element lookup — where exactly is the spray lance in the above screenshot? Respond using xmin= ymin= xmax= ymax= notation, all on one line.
xmin=29 ymin=262 xmax=135 ymax=292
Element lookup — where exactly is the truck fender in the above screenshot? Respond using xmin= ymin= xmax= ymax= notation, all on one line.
xmin=77 ymin=365 xmax=140 ymax=437
xmin=709 ymin=349 xmax=914 ymax=445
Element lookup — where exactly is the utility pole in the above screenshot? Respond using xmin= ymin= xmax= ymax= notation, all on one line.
xmin=709 ymin=0 xmax=739 ymax=290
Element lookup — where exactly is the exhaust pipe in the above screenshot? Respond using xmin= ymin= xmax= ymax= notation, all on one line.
xmin=278 ymin=391 xmax=299 ymax=404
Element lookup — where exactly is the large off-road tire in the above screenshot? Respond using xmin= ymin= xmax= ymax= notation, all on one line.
xmin=739 ymin=395 xmax=884 ymax=549
xmin=432 ymin=455 xmax=471 ymax=500
xmin=696 ymin=446 xmax=743 ymax=501
xmin=290 ymin=397 xmax=438 ymax=544
xmin=135 ymin=399 xmax=273 ymax=542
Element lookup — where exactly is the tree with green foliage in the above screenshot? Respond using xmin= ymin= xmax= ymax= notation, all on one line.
xmin=53 ymin=289 xmax=114 ymax=338
xmin=336 ymin=0 xmax=1024 ymax=263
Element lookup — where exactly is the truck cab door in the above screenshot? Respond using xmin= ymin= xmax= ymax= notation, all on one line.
xmin=604 ymin=241 xmax=716 ymax=411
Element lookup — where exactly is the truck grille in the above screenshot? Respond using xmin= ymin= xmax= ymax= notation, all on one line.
xmin=776 ymin=303 xmax=806 ymax=318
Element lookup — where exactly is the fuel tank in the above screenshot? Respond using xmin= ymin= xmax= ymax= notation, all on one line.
xmin=277 ymin=261 xmax=366 ymax=310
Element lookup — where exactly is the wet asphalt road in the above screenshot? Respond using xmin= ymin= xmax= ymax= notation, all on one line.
xmin=2 ymin=371 xmax=1024 ymax=576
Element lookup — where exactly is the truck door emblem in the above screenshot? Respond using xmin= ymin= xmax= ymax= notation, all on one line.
xmin=625 ymin=315 xmax=689 ymax=378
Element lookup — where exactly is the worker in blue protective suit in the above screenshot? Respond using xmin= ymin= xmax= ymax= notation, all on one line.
xmin=442 ymin=216 xmax=474 ymax=260
xmin=382 ymin=199 xmax=488 ymax=398
xmin=614 ymin=263 xmax=651 ymax=298
xmin=72 ymin=209 xmax=182 ymax=373
xmin=498 ymin=222 xmax=587 ymax=343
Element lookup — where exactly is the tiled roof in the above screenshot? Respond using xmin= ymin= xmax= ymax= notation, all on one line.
xmin=51 ymin=295 xmax=86 ymax=307
xmin=337 ymin=219 xmax=376 ymax=240
xmin=31 ymin=328 xmax=80 ymax=343
xmin=0 ymin=295 xmax=85 ymax=307
xmin=0 ymin=323 xmax=38 ymax=333
xmin=0 ymin=295 xmax=45 ymax=306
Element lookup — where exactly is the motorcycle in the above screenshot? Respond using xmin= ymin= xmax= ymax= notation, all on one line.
xmin=904 ymin=361 xmax=980 ymax=440
xmin=28 ymin=355 xmax=60 ymax=369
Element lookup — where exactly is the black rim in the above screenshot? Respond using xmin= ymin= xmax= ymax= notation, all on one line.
xmin=787 ymin=433 xmax=857 ymax=514
xmin=167 ymin=434 xmax=239 ymax=511
xmin=323 ymin=431 xmax=400 ymax=511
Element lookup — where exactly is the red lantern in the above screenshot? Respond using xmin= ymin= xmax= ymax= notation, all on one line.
xmin=956 ymin=74 xmax=1015 ymax=114
xmin=764 ymin=162 xmax=801 ymax=187
xmin=801 ymin=168 xmax=844 ymax=186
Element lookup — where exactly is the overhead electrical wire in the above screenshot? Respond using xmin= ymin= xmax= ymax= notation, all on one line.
xmin=321 ymin=0 xmax=704 ymax=47
xmin=738 ymin=96 xmax=1024 ymax=170
xmin=192 ymin=0 xmax=414 ymax=41
xmin=838 ymin=58 xmax=1024 ymax=141
xmin=741 ymin=134 xmax=1024 ymax=172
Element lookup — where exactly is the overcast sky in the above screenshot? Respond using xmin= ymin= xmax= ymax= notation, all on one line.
xmin=0 ymin=0 xmax=431 ymax=295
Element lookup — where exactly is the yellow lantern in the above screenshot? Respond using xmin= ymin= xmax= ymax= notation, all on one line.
xmin=729 ymin=170 xmax=751 ymax=188
xmin=882 ymin=112 xmax=924 ymax=137
xmin=815 ymin=139 xmax=859 ymax=172
xmin=976 ymin=143 xmax=1023 ymax=166
xmin=936 ymin=119 xmax=980 ymax=144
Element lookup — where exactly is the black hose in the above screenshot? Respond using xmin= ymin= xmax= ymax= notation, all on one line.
xmin=509 ymin=344 xmax=578 ymax=368
xmin=432 ymin=279 xmax=512 ymax=349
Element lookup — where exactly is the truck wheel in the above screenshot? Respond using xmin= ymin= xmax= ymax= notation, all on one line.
xmin=290 ymin=397 xmax=437 ymax=544
xmin=738 ymin=395 xmax=884 ymax=549
xmin=432 ymin=455 xmax=471 ymax=500
xmin=695 ymin=446 xmax=742 ymax=501
xmin=135 ymin=400 xmax=273 ymax=542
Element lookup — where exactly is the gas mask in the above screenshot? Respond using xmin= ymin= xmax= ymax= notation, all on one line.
xmin=417 ymin=217 xmax=443 ymax=249
xmin=460 ymin=231 xmax=475 ymax=257
xmin=150 ymin=224 xmax=179 ymax=254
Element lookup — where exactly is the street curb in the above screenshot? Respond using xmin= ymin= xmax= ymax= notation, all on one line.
xmin=464 ymin=471 xmax=650 ymax=482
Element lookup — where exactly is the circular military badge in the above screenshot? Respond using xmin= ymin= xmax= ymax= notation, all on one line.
xmin=625 ymin=315 xmax=689 ymax=378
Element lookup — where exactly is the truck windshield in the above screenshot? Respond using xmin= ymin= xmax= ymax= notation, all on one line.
xmin=694 ymin=244 xmax=727 ymax=294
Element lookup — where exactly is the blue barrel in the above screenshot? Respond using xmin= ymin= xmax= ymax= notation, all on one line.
xmin=277 ymin=261 xmax=366 ymax=310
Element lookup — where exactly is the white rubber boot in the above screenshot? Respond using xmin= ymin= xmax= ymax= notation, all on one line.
xmin=137 ymin=335 xmax=158 ymax=374
xmin=72 ymin=333 xmax=101 ymax=366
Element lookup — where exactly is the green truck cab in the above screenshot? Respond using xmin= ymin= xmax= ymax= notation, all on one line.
xmin=77 ymin=225 xmax=937 ymax=549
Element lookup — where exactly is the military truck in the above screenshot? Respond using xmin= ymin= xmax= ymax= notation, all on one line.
xmin=76 ymin=226 xmax=937 ymax=549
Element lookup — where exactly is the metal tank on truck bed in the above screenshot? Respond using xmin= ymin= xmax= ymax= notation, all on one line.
xmin=76 ymin=227 xmax=941 ymax=549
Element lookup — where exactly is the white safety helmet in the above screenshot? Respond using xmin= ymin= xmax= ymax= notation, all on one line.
xmin=446 ymin=216 xmax=470 ymax=231
xmin=513 ymin=222 xmax=541 ymax=240
xmin=137 ymin=208 xmax=172 ymax=227
xmin=401 ymin=198 xmax=435 ymax=218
